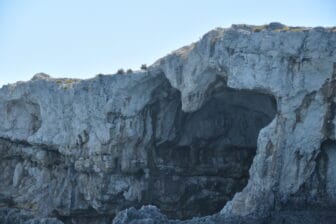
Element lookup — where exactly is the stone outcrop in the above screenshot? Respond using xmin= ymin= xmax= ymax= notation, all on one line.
xmin=1 ymin=23 xmax=336 ymax=223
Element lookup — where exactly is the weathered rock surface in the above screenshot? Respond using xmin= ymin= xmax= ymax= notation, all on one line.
xmin=1 ymin=23 xmax=336 ymax=223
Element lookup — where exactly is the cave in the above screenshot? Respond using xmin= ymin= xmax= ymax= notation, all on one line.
xmin=0 ymin=75 xmax=278 ymax=223
xmin=140 ymin=76 xmax=278 ymax=219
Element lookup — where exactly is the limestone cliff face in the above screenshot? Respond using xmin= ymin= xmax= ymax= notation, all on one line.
xmin=0 ymin=23 xmax=336 ymax=224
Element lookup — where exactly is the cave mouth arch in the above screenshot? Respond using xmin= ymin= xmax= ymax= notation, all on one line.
xmin=144 ymin=78 xmax=277 ymax=220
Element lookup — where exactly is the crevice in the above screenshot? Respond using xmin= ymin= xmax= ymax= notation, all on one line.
xmin=321 ymin=63 xmax=336 ymax=139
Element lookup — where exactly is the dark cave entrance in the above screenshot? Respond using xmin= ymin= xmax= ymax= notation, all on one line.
xmin=144 ymin=77 xmax=277 ymax=219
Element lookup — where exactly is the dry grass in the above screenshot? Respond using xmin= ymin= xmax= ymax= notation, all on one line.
xmin=273 ymin=26 xmax=307 ymax=32
xmin=252 ymin=25 xmax=267 ymax=32
xmin=251 ymin=25 xmax=308 ymax=33
xmin=55 ymin=78 xmax=79 ymax=84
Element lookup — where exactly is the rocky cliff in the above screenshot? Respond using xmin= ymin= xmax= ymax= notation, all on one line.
xmin=0 ymin=23 xmax=336 ymax=224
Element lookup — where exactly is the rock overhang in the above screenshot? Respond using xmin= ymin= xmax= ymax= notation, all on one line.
xmin=0 ymin=23 xmax=336 ymax=223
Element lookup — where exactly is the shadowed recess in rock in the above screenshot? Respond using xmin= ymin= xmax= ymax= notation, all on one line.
xmin=136 ymin=75 xmax=277 ymax=219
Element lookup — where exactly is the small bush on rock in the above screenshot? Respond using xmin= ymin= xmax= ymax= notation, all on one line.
xmin=117 ymin=69 xmax=125 ymax=75
xmin=140 ymin=64 xmax=147 ymax=70
xmin=126 ymin=69 xmax=133 ymax=74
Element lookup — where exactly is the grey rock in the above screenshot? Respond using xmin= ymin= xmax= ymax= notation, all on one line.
xmin=113 ymin=206 xmax=336 ymax=224
xmin=0 ymin=23 xmax=336 ymax=223
xmin=0 ymin=208 xmax=63 ymax=224
xmin=112 ymin=205 xmax=169 ymax=224
xmin=0 ymin=208 xmax=34 ymax=224
xmin=31 ymin=73 xmax=51 ymax=81
xmin=23 ymin=218 xmax=64 ymax=224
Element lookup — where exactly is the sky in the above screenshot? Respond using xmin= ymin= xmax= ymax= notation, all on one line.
xmin=0 ymin=0 xmax=335 ymax=87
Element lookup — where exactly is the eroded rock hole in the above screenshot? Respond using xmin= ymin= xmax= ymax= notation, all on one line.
xmin=142 ymin=78 xmax=277 ymax=219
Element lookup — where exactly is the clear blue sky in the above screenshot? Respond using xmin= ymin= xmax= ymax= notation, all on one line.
xmin=0 ymin=0 xmax=335 ymax=87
